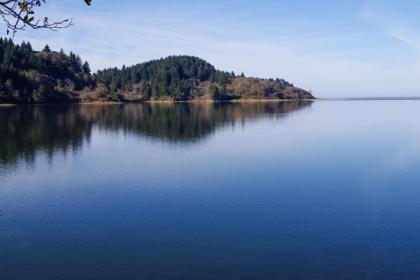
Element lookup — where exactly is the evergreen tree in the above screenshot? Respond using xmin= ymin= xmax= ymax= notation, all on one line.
xmin=82 ymin=61 xmax=91 ymax=74
xmin=43 ymin=45 xmax=51 ymax=53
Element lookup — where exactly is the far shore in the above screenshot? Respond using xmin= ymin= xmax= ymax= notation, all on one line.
xmin=144 ymin=98 xmax=315 ymax=104
xmin=0 ymin=99 xmax=316 ymax=106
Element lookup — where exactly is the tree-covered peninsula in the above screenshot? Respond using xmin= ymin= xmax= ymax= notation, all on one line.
xmin=0 ymin=38 xmax=314 ymax=103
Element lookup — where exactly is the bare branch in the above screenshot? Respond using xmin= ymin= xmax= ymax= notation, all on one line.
xmin=0 ymin=0 xmax=90 ymax=36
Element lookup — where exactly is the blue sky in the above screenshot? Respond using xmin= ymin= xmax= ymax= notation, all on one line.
xmin=11 ymin=0 xmax=420 ymax=97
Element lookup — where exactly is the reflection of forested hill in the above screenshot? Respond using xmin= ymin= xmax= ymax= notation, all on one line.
xmin=0 ymin=102 xmax=312 ymax=165
xmin=0 ymin=105 xmax=94 ymax=166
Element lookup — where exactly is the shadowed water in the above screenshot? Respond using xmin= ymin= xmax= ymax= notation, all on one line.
xmin=2 ymin=100 xmax=420 ymax=279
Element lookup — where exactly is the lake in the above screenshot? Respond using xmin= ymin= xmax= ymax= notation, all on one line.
xmin=2 ymin=101 xmax=420 ymax=279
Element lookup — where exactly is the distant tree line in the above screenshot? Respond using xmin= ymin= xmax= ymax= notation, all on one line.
xmin=0 ymin=38 xmax=93 ymax=102
xmin=0 ymin=38 xmax=313 ymax=103
xmin=96 ymin=56 xmax=242 ymax=101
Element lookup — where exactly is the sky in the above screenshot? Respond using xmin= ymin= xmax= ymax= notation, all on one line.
xmin=10 ymin=0 xmax=420 ymax=97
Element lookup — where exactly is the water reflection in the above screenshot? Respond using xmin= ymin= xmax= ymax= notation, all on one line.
xmin=0 ymin=101 xmax=311 ymax=166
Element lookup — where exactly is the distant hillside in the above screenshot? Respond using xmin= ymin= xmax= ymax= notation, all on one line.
xmin=96 ymin=56 xmax=314 ymax=102
xmin=0 ymin=38 xmax=94 ymax=103
xmin=0 ymin=39 xmax=314 ymax=103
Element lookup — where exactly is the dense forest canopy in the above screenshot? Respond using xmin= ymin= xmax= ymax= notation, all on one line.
xmin=0 ymin=38 xmax=314 ymax=103
xmin=0 ymin=38 xmax=93 ymax=103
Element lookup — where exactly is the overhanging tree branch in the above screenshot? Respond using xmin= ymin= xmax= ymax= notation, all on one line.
xmin=0 ymin=0 xmax=91 ymax=36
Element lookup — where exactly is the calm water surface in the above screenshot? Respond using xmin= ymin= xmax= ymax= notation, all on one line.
xmin=1 ymin=101 xmax=420 ymax=279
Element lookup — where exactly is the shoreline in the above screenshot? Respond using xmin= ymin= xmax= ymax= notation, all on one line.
xmin=0 ymin=99 xmax=316 ymax=106
xmin=145 ymin=99 xmax=315 ymax=103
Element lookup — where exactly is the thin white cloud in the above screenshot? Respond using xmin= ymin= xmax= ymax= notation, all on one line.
xmin=360 ymin=0 xmax=420 ymax=53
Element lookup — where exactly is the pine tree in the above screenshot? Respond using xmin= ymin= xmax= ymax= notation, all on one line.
xmin=82 ymin=61 xmax=91 ymax=74
xmin=43 ymin=45 xmax=51 ymax=53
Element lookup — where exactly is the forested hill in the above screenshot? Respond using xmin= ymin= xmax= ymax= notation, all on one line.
xmin=0 ymin=38 xmax=94 ymax=103
xmin=0 ymin=38 xmax=314 ymax=103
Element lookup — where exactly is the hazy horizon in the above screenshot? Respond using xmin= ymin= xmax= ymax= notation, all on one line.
xmin=10 ymin=0 xmax=420 ymax=97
